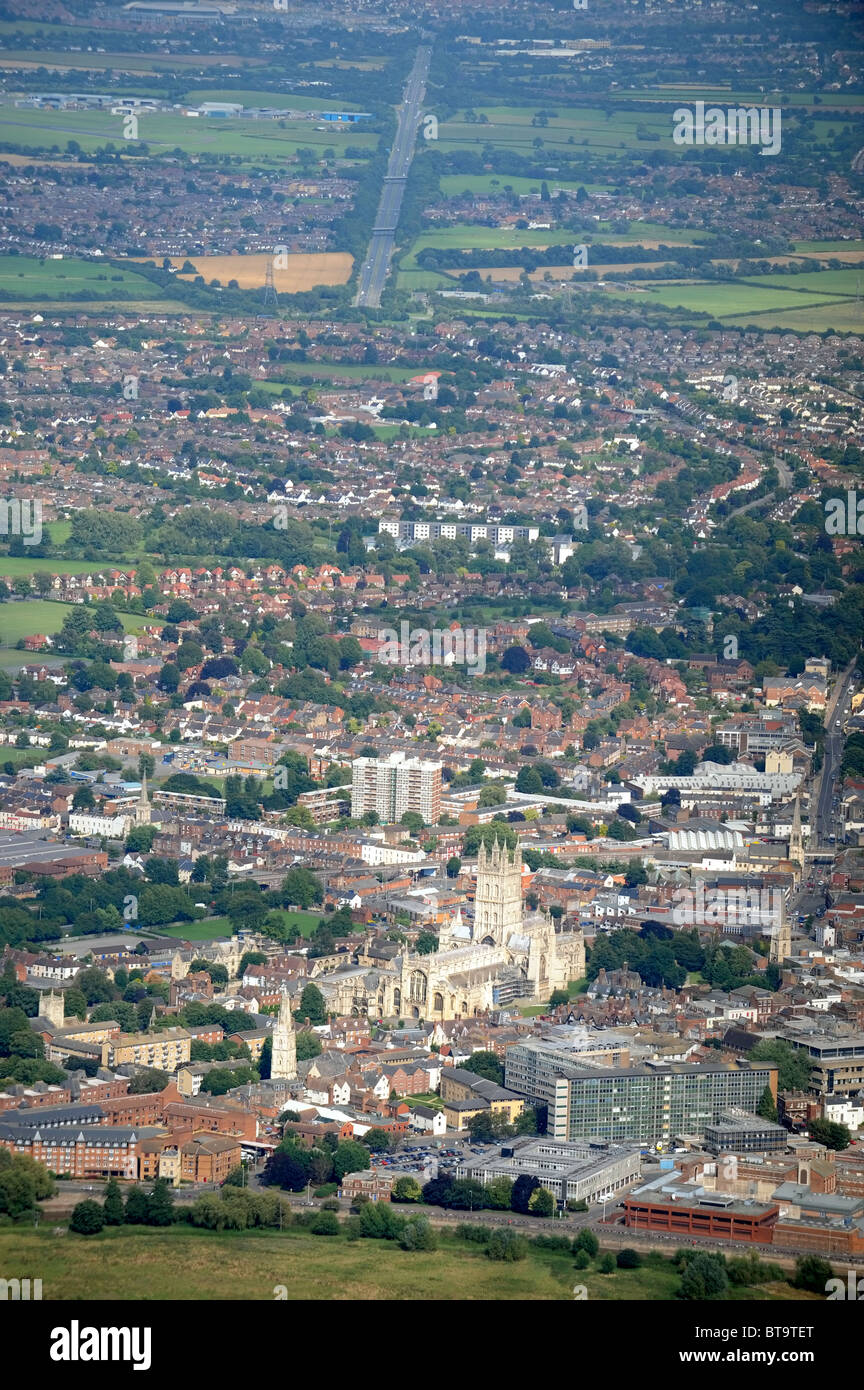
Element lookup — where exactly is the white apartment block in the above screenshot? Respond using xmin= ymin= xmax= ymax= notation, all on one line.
xmin=378 ymin=518 xmax=539 ymax=544
xmin=351 ymin=752 xmax=442 ymax=825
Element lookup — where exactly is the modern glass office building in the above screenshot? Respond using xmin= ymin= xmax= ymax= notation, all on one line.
xmin=505 ymin=1041 xmax=776 ymax=1145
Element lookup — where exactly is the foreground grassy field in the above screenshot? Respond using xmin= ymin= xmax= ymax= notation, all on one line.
xmin=0 ymin=1226 xmax=817 ymax=1302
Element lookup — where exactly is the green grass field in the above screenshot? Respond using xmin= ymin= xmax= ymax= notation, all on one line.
xmin=150 ymin=916 xmax=233 ymax=942
xmin=257 ymin=363 xmax=420 ymax=386
xmin=604 ymin=277 xmax=855 ymax=329
xmin=724 ymin=301 xmax=864 ymax=332
xmin=0 ymin=106 xmax=377 ymax=164
xmin=0 ymin=599 xmax=146 ymax=647
xmin=742 ymin=268 xmax=864 ymax=296
xmin=263 ymin=909 xmax=325 ymax=939
xmin=0 ymin=254 xmax=168 ymax=302
xmin=434 ymin=104 xmax=673 ymax=159
xmin=0 ymin=558 xmax=95 ymax=579
xmin=791 ymin=239 xmax=864 ymax=254
xmin=0 ymin=1224 xmax=819 ymax=1302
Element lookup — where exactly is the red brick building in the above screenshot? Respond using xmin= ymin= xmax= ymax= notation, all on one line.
xmin=623 ymin=1192 xmax=779 ymax=1244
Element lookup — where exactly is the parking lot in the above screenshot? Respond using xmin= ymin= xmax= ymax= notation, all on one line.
xmin=373 ymin=1140 xmax=501 ymax=1177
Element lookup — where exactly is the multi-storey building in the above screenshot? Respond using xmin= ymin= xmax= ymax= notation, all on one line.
xmin=351 ymin=752 xmax=442 ymax=826
xmin=378 ymin=518 xmax=539 ymax=545
xmin=100 ymin=1028 xmax=191 ymax=1071
xmin=0 ymin=1122 xmax=143 ymax=1178
xmin=505 ymin=1043 xmax=777 ymax=1145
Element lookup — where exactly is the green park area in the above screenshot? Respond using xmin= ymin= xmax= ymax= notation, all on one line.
xmin=0 ymin=1225 xmax=820 ymax=1302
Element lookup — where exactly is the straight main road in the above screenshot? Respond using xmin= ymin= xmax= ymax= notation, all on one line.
xmin=812 ymin=662 xmax=857 ymax=850
xmin=355 ymin=43 xmax=431 ymax=309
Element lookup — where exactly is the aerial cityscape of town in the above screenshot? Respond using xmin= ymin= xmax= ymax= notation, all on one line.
xmin=0 ymin=0 xmax=862 ymax=1339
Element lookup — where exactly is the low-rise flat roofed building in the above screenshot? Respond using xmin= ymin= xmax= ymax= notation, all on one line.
xmin=464 ymin=1135 xmax=641 ymax=1207
xmin=623 ymin=1170 xmax=779 ymax=1244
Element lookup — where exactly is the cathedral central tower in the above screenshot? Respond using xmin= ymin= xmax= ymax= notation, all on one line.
xmin=473 ymin=837 xmax=524 ymax=947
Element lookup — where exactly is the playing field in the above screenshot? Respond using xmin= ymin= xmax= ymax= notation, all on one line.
xmin=150 ymin=917 xmax=232 ymax=942
xmin=165 ymin=252 xmax=354 ymax=293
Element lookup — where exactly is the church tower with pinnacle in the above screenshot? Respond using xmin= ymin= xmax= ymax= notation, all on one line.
xmin=134 ymin=773 xmax=151 ymax=826
xmin=270 ymin=990 xmax=297 ymax=1080
xmin=474 ymin=837 xmax=524 ymax=948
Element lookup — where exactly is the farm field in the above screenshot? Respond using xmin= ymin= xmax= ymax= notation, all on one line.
xmin=0 ymin=298 xmax=190 ymax=313
xmin=724 ymin=301 xmax=864 ymax=332
xmin=400 ymin=222 xmax=705 ymax=274
xmin=741 ymin=268 xmax=864 ymax=296
xmin=433 ymin=104 xmax=673 ymax=157
xmin=163 ymin=252 xmax=354 ymax=294
xmin=604 ymin=278 xmax=853 ymax=325
xmin=619 ymin=86 xmax=864 ymax=109
xmin=792 ymin=239 xmax=864 ymax=254
xmin=0 ymin=1226 xmax=818 ymax=1302
xmin=0 ymin=254 xmax=170 ymax=302
xmin=400 ymin=225 xmax=577 ymax=273
xmin=0 ymin=152 xmax=97 ymax=168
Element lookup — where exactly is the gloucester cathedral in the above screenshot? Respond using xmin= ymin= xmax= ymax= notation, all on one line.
xmin=314 ymin=838 xmax=586 ymax=1020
